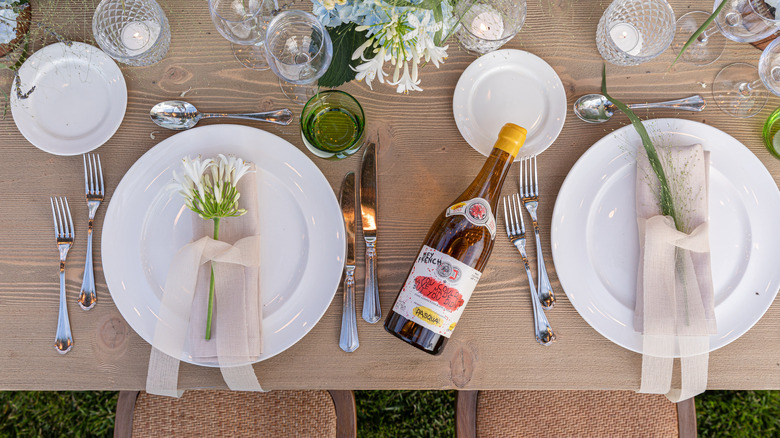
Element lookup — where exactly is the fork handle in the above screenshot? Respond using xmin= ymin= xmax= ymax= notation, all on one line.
xmin=78 ymin=225 xmax=97 ymax=310
xmin=525 ymin=201 xmax=556 ymax=309
xmin=532 ymin=224 xmax=556 ymax=309
xmin=339 ymin=266 xmax=359 ymax=353
xmin=362 ymin=238 xmax=381 ymax=324
xmin=514 ymin=242 xmax=556 ymax=346
xmin=55 ymin=270 xmax=73 ymax=354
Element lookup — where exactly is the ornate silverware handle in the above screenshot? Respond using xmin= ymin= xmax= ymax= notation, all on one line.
xmin=339 ymin=266 xmax=359 ymax=353
xmin=78 ymin=214 xmax=97 ymax=310
xmin=627 ymin=95 xmax=705 ymax=112
xmin=202 ymin=109 xmax=294 ymax=126
xmin=514 ymin=240 xmax=556 ymax=346
xmin=525 ymin=201 xmax=556 ymax=309
xmin=362 ymin=238 xmax=381 ymax=323
xmin=55 ymin=270 xmax=73 ymax=354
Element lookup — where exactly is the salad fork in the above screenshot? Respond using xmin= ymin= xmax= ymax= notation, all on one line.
xmin=519 ymin=155 xmax=556 ymax=309
xmin=503 ymin=194 xmax=555 ymax=346
xmin=50 ymin=197 xmax=74 ymax=354
xmin=79 ymin=153 xmax=103 ymax=310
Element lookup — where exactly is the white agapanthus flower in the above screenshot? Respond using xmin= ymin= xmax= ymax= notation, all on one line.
xmin=170 ymin=154 xmax=252 ymax=340
xmin=351 ymin=46 xmax=389 ymax=90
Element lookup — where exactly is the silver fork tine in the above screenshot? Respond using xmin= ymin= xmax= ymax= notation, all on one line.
xmin=97 ymin=154 xmax=104 ymax=195
xmin=55 ymin=197 xmax=64 ymax=237
xmin=514 ymin=193 xmax=523 ymax=234
xmin=503 ymin=197 xmax=511 ymax=237
xmin=50 ymin=197 xmax=59 ymax=237
xmin=83 ymin=155 xmax=89 ymax=195
xmin=64 ymin=197 xmax=74 ymax=238
xmin=533 ymin=155 xmax=539 ymax=197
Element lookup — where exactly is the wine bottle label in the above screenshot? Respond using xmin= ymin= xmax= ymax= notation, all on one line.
xmin=445 ymin=197 xmax=497 ymax=240
xmin=392 ymin=245 xmax=482 ymax=338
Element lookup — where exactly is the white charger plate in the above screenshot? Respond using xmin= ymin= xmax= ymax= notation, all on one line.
xmin=453 ymin=49 xmax=567 ymax=160
xmin=102 ymin=125 xmax=346 ymax=366
xmin=10 ymin=42 xmax=126 ymax=155
xmin=552 ymin=119 xmax=780 ymax=356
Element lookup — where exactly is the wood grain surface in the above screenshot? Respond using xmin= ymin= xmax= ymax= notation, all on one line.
xmin=0 ymin=0 xmax=777 ymax=391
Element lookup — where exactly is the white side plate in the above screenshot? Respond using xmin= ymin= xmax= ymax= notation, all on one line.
xmin=453 ymin=49 xmax=567 ymax=160
xmin=11 ymin=42 xmax=127 ymax=155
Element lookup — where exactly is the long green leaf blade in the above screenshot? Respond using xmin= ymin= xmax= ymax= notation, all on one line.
xmin=670 ymin=0 xmax=728 ymax=68
xmin=600 ymin=64 xmax=679 ymax=230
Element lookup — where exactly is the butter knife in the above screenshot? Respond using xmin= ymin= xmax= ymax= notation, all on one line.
xmin=339 ymin=172 xmax=359 ymax=353
xmin=360 ymin=142 xmax=381 ymax=323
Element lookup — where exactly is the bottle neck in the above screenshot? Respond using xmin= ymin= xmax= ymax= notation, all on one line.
xmin=460 ymin=148 xmax=515 ymax=205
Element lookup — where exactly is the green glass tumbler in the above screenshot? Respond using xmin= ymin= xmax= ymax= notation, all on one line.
xmin=762 ymin=106 xmax=780 ymax=159
xmin=301 ymin=90 xmax=366 ymax=160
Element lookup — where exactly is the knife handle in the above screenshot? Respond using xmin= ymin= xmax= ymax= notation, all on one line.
xmin=339 ymin=266 xmax=359 ymax=353
xmin=362 ymin=238 xmax=381 ymax=323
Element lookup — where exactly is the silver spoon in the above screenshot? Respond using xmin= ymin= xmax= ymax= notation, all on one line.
xmin=150 ymin=100 xmax=294 ymax=130
xmin=573 ymin=94 xmax=706 ymax=123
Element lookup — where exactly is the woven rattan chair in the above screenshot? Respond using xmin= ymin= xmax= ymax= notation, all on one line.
xmin=456 ymin=390 xmax=697 ymax=438
xmin=114 ymin=390 xmax=356 ymax=438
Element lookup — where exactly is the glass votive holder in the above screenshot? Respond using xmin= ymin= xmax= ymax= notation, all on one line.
xmin=301 ymin=90 xmax=366 ymax=160
xmin=596 ymin=0 xmax=676 ymax=66
xmin=762 ymin=106 xmax=780 ymax=159
xmin=92 ymin=0 xmax=170 ymax=66
xmin=454 ymin=0 xmax=526 ymax=55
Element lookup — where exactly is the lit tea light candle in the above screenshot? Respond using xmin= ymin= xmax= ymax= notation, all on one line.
xmin=470 ymin=5 xmax=504 ymax=40
xmin=120 ymin=21 xmax=160 ymax=55
xmin=609 ymin=22 xmax=643 ymax=56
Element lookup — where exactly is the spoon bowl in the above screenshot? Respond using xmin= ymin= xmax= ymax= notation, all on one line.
xmin=150 ymin=100 xmax=294 ymax=130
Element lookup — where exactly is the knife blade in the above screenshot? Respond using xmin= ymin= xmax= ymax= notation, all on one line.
xmin=359 ymin=143 xmax=381 ymax=323
xmin=339 ymin=172 xmax=358 ymax=352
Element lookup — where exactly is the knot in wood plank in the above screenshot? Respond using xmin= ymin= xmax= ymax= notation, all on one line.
xmin=163 ymin=66 xmax=192 ymax=85
xmin=449 ymin=343 xmax=477 ymax=388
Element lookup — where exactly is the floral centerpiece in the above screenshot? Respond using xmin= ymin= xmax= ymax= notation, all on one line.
xmin=313 ymin=0 xmax=458 ymax=93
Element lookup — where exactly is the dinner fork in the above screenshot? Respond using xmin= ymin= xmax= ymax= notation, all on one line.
xmin=50 ymin=197 xmax=74 ymax=354
xmin=79 ymin=153 xmax=103 ymax=310
xmin=519 ymin=155 xmax=556 ymax=309
xmin=503 ymin=194 xmax=556 ymax=346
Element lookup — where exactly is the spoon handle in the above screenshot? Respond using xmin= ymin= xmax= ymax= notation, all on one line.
xmin=202 ymin=109 xmax=294 ymax=126
xmin=627 ymin=95 xmax=706 ymax=112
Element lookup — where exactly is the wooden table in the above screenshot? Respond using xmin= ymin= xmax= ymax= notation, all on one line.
xmin=1 ymin=0 xmax=777 ymax=391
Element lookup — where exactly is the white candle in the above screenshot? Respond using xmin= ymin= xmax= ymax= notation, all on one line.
xmin=120 ymin=21 xmax=161 ymax=56
xmin=470 ymin=6 xmax=504 ymax=40
xmin=609 ymin=22 xmax=643 ymax=56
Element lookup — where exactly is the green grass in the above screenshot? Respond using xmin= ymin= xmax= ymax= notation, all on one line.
xmin=0 ymin=390 xmax=775 ymax=437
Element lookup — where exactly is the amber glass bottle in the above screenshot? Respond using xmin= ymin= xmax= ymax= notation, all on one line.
xmin=384 ymin=123 xmax=527 ymax=355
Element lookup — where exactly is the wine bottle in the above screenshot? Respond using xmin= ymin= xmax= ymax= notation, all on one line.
xmin=384 ymin=123 xmax=527 ymax=355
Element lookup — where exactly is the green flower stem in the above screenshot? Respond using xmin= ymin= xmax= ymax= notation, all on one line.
xmin=205 ymin=217 xmax=221 ymax=340
xmin=601 ymin=64 xmax=680 ymax=231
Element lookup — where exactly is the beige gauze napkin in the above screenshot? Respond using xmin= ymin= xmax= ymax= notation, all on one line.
xmin=634 ymin=144 xmax=716 ymax=402
xmin=146 ymin=163 xmax=264 ymax=397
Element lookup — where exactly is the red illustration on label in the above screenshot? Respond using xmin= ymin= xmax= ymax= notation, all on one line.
xmin=414 ymin=276 xmax=465 ymax=312
xmin=468 ymin=203 xmax=487 ymax=221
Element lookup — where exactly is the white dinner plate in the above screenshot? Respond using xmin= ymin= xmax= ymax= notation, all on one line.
xmin=102 ymin=125 xmax=346 ymax=366
xmin=453 ymin=49 xmax=567 ymax=160
xmin=552 ymin=119 xmax=780 ymax=356
xmin=10 ymin=42 xmax=127 ymax=155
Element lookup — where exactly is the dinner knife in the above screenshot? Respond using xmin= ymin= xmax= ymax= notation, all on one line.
xmin=360 ymin=142 xmax=381 ymax=323
xmin=339 ymin=172 xmax=359 ymax=353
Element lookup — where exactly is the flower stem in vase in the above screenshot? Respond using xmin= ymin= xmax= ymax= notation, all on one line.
xmin=205 ymin=217 xmax=221 ymax=340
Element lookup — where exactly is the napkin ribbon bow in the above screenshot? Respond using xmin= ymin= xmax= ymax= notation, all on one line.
xmin=146 ymin=235 xmax=264 ymax=397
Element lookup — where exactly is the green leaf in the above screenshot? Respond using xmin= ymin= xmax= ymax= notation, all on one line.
xmin=600 ymin=64 xmax=679 ymax=230
xmin=433 ymin=3 xmax=444 ymax=45
xmin=385 ymin=0 xmax=441 ymax=10
xmin=670 ymin=0 xmax=728 ymax=68
xmin=318 ymin=23 xmax=369 ymax=88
